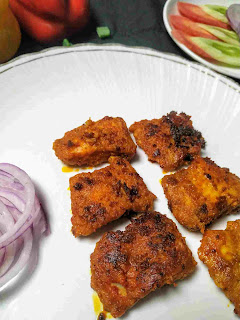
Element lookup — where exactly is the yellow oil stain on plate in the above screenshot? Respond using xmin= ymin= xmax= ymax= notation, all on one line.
xmin=92 ymin=292 xmax=103 ymax=315
xmin=62 ymin=166 xmax=79 ymax=173
xmin=92 ymin=292 xmax=113 ymax=319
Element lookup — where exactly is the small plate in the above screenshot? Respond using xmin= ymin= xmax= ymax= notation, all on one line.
xmin=163 ymin=0 xmax=240 ymax=79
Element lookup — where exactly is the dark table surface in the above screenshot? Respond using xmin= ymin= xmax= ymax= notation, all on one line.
xmin=15 ymin=0 xmax=240 ymax=85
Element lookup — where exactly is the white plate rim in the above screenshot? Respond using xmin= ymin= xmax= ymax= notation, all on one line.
xmin=163 ymin=0 xmax=240 ymax=80
xmin=0 ymin=43 xmax=239 ymax=94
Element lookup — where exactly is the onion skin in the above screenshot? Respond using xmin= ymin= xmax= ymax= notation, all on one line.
xmin=0 ymin=163 xmax=48 ymax=288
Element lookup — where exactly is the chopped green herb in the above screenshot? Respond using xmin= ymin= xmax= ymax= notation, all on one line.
xmin=96 ymin=27 xmax=111 ymax=39
xmin=62 ymin=39 xmax=73 ymax=47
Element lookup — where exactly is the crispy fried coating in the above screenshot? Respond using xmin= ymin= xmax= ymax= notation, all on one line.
xmin=162 ymin=157 xmax=240 ymax=233
xmin=53 ymin=116 xmax=136 ymax=167
xmin=70 ymin=157 xmax=156 ymax=236
xmin=129 ymin=111 xmax=205 ymax=172
xmin=91 ymin=212 xmax=196 ymax=318
xmin=198 ymin=220 xmax=240 ymax=316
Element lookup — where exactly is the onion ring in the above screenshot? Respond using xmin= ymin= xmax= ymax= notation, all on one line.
xmin=0 ymin=163 xmax=48 ymax=288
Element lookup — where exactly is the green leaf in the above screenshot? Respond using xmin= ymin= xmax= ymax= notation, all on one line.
xmin=202 ymin=5 xmax=228 ymax=23
xmin=96 ymin=27 xmax=111 ymax=39
xmin=62 ymin=39 xmax=73 ymax=47
xmin=192 ymin=37 xmax=240 ymax=66
xmin=199 ymin=24 xmax=240 ymax=46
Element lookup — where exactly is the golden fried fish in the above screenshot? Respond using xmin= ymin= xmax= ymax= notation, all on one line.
xmin=70 ymin=157 xmax=156 ymax=236
xmin=53 ymin=116 xmax=136 ymax=167
xmin=129 ymin=111 xmax=205 ymax=172
xmin=162 ymin=157 xmax=240 ymax=232
xmin=198 ymin=220 xmax=240 ymax=316
xmin=91 ymin=212 xmax=196 ymax=318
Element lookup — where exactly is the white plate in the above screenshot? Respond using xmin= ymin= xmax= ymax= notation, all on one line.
xmin=0 ymin=44 xmax=240 ymax=320
xmin=163 ymin=0 xmax=240 ymax=79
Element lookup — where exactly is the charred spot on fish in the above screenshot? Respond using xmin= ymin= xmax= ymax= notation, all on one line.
xmin=167 ymin=176 xmax=178 ymax=186
xmin=98 ymin=312 xmax=106 ymax=320
xmin=84 ymin=177 xmax=94 ymax=185
xmin=67 ymin=140 xmax=74 ymax=147
xmin=113 ymin=180 xmax=122 ymax=196
xmin=200 ymin=204 xmax=208 ymax=214
xmin=105 ymin=171 xmax=112 ymax=177
xmin=216 ymin=196 xmax=227 ymax=211
xmin=74 ymin=182 xmax=83 ymax=190
xmin=205 ymin=173 xmax=212 ymax=180
xmin=146 ymin=123 xmax=159 ymax=137
xmin=139 ymin=225 xmax=151 ymax=236
xmin=184 ymin=153 xmax=193 ymax=162
xmin=163 ymin=112 xmax=205 ymax=149
xmin=105 ymin=251 xmax=128 ymax=268
xmin=84 ymin=132 xmax=94 ymax=138
xmin=116 ymin=146 xmax=121 ymax=152
xmin=140 ymin=259 xmax=150 ymax=270
xmin=121 ymin=233 xmax=135 ymax=243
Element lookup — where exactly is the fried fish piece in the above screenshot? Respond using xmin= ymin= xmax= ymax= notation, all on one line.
xmin=70 ymin=157 xmax=156 ymax=236
xmin=198 ymin=220 xmax=240 ymax=316
xmin=91 ymin=212 xmax=197 ymax=318
xmin=162 ymin=157 xmax=240 ymax=233
xmin=53 ymin=116 xmax=136 ymax=167
xmin=129 ymin=111 xmax=205 ymax=172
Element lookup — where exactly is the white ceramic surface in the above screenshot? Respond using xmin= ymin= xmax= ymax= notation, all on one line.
xmin=0 ymin=44 xmax=240 ymax=320
xmin=163 ymin=0 xmax=240 ymax=79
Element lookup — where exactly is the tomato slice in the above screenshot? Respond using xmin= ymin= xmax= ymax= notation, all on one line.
xmin=172 ymin=29 xmax=214 ymax=60
xmin=177 ymin=2 xmax=231 ymax=30
xmin=169 ymin=15 xmax=218 ymax=40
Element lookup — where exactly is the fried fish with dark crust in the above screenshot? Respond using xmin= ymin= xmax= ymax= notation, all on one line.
xmin=70 ymin=157 xmax=156 ymax=236
xmin=198 ymin=220 xmax=240 ymax=316
xmin=129 ymin=111 xmax=205 ymax=172
xmin=53 ymin=116 xmax=136 ymax=167
xmin=162 ymin=157 xmax=240 ymax=233
xmin=91 ymin=212 xmax=196 ymax=318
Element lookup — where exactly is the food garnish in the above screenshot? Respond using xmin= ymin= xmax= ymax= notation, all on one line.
xmin=171 ymin=2 xmax=240 ymax=67
xmin=0 ymin=163 xmax=48 ymax=288
xmin=96 ymin=26 xmax=111 ymax=39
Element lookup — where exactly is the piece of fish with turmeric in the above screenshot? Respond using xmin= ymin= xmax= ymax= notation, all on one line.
xmin=129 ymin=111 xmax=205 ymax=172
xmin=70 ymin=157 xmax=156 ymax=236
xmin=198 ymin=219 xmax=240 ymax=316
xmin=53 ymin=116 xmax=136 ymax=167
xmin=91 ymin=212 xmax=197 ymax=318
xmin=162 ymin=157 xmax=240 ymax=232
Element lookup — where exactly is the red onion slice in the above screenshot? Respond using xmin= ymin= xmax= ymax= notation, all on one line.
xmin=227 ymin=4 xmax=240 ymax=38
xmin=0 ymin=163 xmax=48 ymax=288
